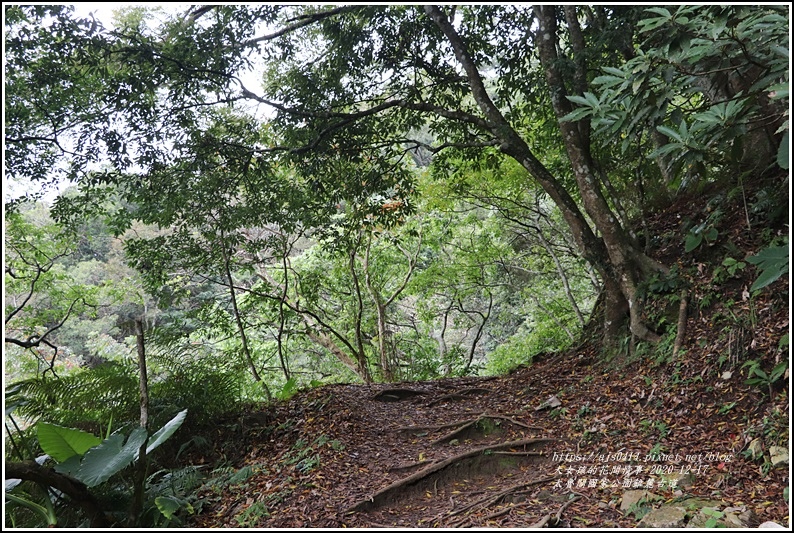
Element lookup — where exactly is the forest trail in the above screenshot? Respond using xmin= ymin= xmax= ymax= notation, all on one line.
xmin=186 ymin=178 xmax=789 ymax=528
xmin=188 ymin=334 xmax=788 ymax=528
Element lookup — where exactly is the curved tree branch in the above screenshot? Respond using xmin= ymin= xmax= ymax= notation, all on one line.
xmin=5 ymin=461 xmax=110 ymax=528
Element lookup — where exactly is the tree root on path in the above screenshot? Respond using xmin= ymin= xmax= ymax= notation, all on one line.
xmin=530 ymin=494 xmax=581 ymax=528
xmin=370 ymin=388 xmax=426 ymax=401
xmin=444 ymin=475 xmax=559 ymax=526
xmin=346 ymin=438 xmax=556 ymax=513
xmin=425 ymin=387 xmax=491 ymax=406
xmin=394 ymin=413 xmax=544 ymax=445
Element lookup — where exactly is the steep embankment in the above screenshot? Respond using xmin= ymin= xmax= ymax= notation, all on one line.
xmin=188 ymin=174 xmax=789 ymax=528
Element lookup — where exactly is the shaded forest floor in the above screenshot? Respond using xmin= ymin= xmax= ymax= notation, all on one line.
xmin=186 ymin=175 xmax=789 ymax=528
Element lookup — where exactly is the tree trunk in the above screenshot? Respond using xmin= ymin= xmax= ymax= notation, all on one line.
xmin=362 ymin=230 xmax=421 ymax=382
xmin=255 ymin=268 xmax=373 ymax=383
xmin=347 ymin=242 xmax=373 ymax=381
xmin=128 ymin=318 xmax=149 ymax=527
xmin=220 ymin=238 xmax=271 ymax=399
xmin=534 ymin=5 xmax=664 ymax=345
xmin=425 ymin=5 xmax=660 ymax=347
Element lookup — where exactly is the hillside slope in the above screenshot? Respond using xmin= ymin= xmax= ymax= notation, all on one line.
xmin=187 ymin=173 xmax=790 ymax=528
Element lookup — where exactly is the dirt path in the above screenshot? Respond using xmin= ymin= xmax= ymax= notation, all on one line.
xmin=188 ymin=338 xmax=789 ymax=528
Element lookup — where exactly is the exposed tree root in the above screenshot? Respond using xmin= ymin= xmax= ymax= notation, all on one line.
xmin=347 ymin=438 xmax=556 ymax=513
xmin=530 ymin=494 xmax=580 ymax=528
xmin=387 ymin=460 xmax=433 ymax=472
xmin=445 ymin=476 xmax=559 ymax=527
xmin=370 ymin=388 xmax=426 ymax=401
xmin=425 ymin=387 xmax=490 ymax=407
xmin=430 ymin=416 xmax=501 ymax=445
xmin=396 ymin=413 xmax=544 ymax=446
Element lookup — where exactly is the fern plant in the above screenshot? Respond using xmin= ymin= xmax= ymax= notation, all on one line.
xmin=6 ymin=361 xmax=139 ymax=437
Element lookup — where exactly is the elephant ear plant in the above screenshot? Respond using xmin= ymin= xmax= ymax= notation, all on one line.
xmin=37 ymin=409 xmax=186 ymax=486
xmin=5 ymin=410 xmax=187 ymax=526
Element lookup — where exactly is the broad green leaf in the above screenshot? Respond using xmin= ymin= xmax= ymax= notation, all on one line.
xmin=747 ymin=242 xmax=789 ymax=291
xmin=566 ymin=94 xmax=591 ymax=107
xmin=768 ymin=83 xmax=788 ymax=100
xmin=145 ymin=409 xmax=188 ymax=456
xmin=592 ymin=75 xmax=623 ymax=89
xmin=748 ymin=244 xmax=789 ymax=265
xmin=77 ymin=427 xmax=148 ymax=487
xmin=684 ymin=233 xmax=702 ymax=253
xmin=770 ymin=362 xmax=788 ymax=382
xmin=750 ymin=266 xmax=787 ymax=292
xmin=155 ymin=496 xmax=183 ymax=520
xmin=37 ymin=423 xmax=101 ymax=463
xmin=600 ymin=66 xmax=626 ymax=78
xmin=583 ymin=92 xmax=600 ymax=107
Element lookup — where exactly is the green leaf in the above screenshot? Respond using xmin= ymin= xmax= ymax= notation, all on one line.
xmin=601 ymin=66 xmax=626 ymax=77
xmin=644 ymin=7 xmax=672 ymax=18
xmin=566 ymin=94 xmax=591 ymax=107
xmin=750 ymin=267 xmax=787 ymax=292
xmin=748 ymin=244 xmax=789 ymax=291
xmin=155 ymin=495 xmax=183 ymax=520
xmin=37 ymin=423 xmax=101 ymax=463
xmin=583 ymin=92 xmax=600 ymax=107
xmin=53 ymin=455 xmax=82 ymax=477
xmin=777 ymin=131 xmax=788 ymax=170
xmin=767 ymin=83 xmax=789 ymax=100
xmin=144 ymin=409 xmax=188 ymax=456
xmin=77 ymin=427 xmax=148 ymax=487
xmin=656 ymin=125 xmax=683 ymax=143
xmin=560 ymin=107 xmax=594 ymax=123
xmin=684 ymin=233 xmax=703 ymax=253
xmin=770 ymin=362 xmax=788 ymax=382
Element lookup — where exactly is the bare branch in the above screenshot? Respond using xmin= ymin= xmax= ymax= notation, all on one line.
xmin=240 ymin=6 xmax=361 ymax=48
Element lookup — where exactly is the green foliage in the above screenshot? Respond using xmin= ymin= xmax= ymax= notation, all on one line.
xmin=747 ymin=242 xmax=789 ymax=292
xmin=36 ymin=423 xmax=102 ymax=462
xmin=66 ymin=428 xmax=149 ymax=487
xmin=4 ymin=490 xmax=58 ymax=527
xmin=7 ymin=362 xmax=139 ymax=434
xmin=685 ymin=222 xmax=719 ymax=253
xmin=235 ymin=501 xmax=270 ymax=527
xmin=37 ymin=410 xmax=186 ymax=488
xmin=580 ymin=5 xmax=788 ymax=188
xmin=276 ymin=377 xmax=299 ymax=400
xmin=741 ymin=359 xmax=788 ymax=397
xmin=140 ymin=465 xmax=204 ymax=526
xmin=148 ymin=345 xmax=243 ymax=426
xmin=701 ymin=507 xmax=726 ymax=528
